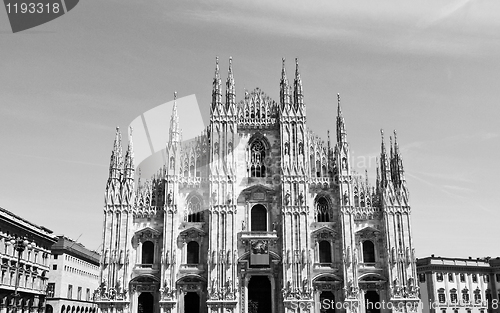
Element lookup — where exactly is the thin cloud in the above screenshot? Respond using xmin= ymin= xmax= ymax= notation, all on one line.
xmin=174 ymin=0 xmax=500 ymax=57
xmin=416 ymin=0 xmax=474 ymax=29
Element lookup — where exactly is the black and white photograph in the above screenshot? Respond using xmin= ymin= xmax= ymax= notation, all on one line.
xmin=1 ymin=1 xmax=499 ymax=312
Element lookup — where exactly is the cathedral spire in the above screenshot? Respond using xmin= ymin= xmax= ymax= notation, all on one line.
xmin=226 ymin=56 xmax=235 ymax=112
xmin=293 ymin=58 xmax=304 ymax=110
xmin=108 ymin=127 xmax=123 ymax=179
xmin=336 ymin=93 xmax=347 ymax=143
xmin=280 ymin=58 xmax=290 ymax=110
xmin=211 ymin=56 xmax=222 ymax=114
xmin=391 ymin=130 xmax=406 ymax=188
xmin=169 ymin=92 xmax=181 ymax=144
xmin=124 ymin=126 xmax=135 ymax=180
xmin=380 ymin=129 xmax=391 ymax=188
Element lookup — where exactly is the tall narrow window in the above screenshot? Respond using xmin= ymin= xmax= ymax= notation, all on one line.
xmin=362 ymin=240 xmax=375 ymax=263
xmin=187 ymin=241 xmax=200 ymax=264
xmin=67 ymin=284 xmax=73 ymax=299
xmin=450 ymin=289 xmax=458 ymax=303
xmin=436 ymin=273 xmax=443 ymax=282
xmin=187 ymin=197 xmax=202 ymax=222
xmin=438 ymin=289 xmax=446 ymax=303
xmin=318 ymin=241 xmax=332 ymax=263
xmin=142 ymin=241 xmax=154 ymax=264
xmin=47 ymin=283 xmax=55 ymax=298
xmin=462 ymin=290 xmax=470 ymax=302
xmin=419 ymin=273 xmax=426 ymax=283
xmin=251 ymin=205 xmax=267 ymax=231
xmin=316 ymin=197 xmax=330 ymax=222
xmin=474 ymin=291 xmax=481 ymax=303
xmin=250 ymin=140 xmax=266 ymax=177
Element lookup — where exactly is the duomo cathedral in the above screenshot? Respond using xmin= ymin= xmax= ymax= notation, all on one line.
xmin=94 ymin=58 xmax=421 ymax=313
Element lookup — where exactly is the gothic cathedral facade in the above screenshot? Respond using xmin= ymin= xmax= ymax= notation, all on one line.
xmin=95 ymin=58 xmax=421 ymax=313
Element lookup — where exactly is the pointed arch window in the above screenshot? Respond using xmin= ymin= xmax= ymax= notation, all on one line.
xmin=187 ymin=241 xmax=199 ymax=264
xmin=187 ymin=197 xmax=203 ymax=222
xmin=251 ymin=204 xmax=267 ymax=231
xmin=249 ymin=140 xmax=266 ymax=177
xmin=316 ymin=197 xmax=330 ymax=222
xmin=319 ymin=241 xmax=332 ymax=263
xmin=362 ymin=240 xmax=375 ymax=263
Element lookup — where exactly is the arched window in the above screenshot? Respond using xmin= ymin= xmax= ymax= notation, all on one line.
xmin=187 ymin=241 xmax=199 ymax=264
xmin=142 ymin=241 xmax=154 ymax=264
xmin=316 ymin=197 xmax=330 ymax=222
xmin=362 ymin=240 xmax=375 ymax=263
xmin=251 ymin=205 xmax=267 ymax=231
xmin=250 ymin=140 xmax=266 ymax=177
xmin=319 ymin=241 xmax=332 ymax=263
xmin=187 ymin=197 xmax=202 ymax=222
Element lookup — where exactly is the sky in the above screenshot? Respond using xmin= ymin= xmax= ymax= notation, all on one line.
xmin=0 ymin=0 xmax=499 ymax=258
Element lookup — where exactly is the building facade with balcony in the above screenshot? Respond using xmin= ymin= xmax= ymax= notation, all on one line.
xmin=0 ymin=206 xmax=57 ymax=313
xmin=95 ymin=58 xmax=421 ymax=313
xmin=417 ymin=256 xmax=500 ymax=313
xmin=45 ymin=236 xmax=100 ymax=313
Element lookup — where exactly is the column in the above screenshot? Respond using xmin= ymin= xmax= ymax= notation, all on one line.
xmin=268 ymin=275 xmax=275 ymax=313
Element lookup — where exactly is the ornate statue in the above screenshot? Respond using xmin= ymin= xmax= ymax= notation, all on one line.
xmin=167 ymin=192 xmax=173 ymax=205
xmin=393 ymin=278 xmax=402 ymax=297
xmin=251 ymin=240 xmax=267 ymax=254
xmin=285 ymin=191 xmax=291 ymax=205
xmin=298 ymin=191 xmax=304 ymax=205
xmin=104 ymin=249 xmax=109 ymax=264
xmin=282 ymin=281 xmax=292 ymax=299
xmin=212 ymin=191 xmax=217 ymax=204
xmin=343 ymin=191 xmax=349 ymax=205
xmin=242 ymin=220 xmax=246 ymax=231
xmin=344 ymin=279 xmax=359 ymax=298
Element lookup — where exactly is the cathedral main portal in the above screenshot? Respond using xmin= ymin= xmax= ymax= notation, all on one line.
xmin=137 ymin=292 xmax=154 ymax=313
xmin=184 ymin=292 xmax=200 ymax=313
xmin=248 ymin=276 xmax=272 ymax=313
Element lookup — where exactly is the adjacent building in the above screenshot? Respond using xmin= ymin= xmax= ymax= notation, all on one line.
xmin=96 ymin=58 xmax=421 ymax=313
xmin=417 ymin=256 xmax=500 ymax=313
xmin=0 ymin=206 xmax=57 ymax=313
xmin=46 ymin=236 xmax=100 ymax=313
